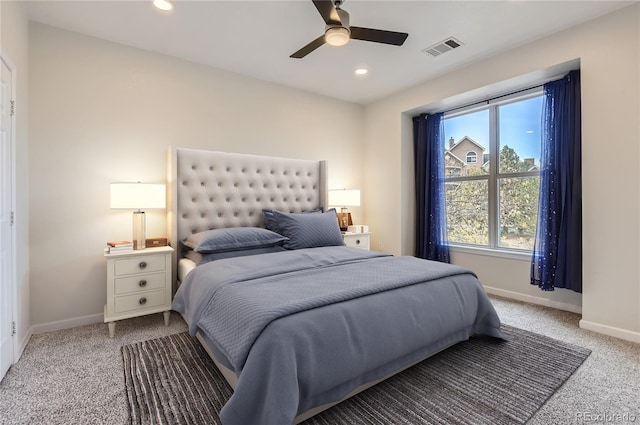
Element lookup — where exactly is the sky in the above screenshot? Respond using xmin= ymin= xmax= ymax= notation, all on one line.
xmin=444 ymin=95 xmax=543 ymax=164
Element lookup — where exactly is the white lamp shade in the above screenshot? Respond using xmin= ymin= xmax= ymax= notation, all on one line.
xmin=328 ymin=189 xmax=360 ymax=207
xmin=110 ymin=183 xmax=166 ymax=210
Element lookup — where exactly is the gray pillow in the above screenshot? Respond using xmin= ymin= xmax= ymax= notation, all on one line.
xmin=262 ymin=209 xmax=344 ymax=250
xmin=185 ymin=245 xmax=286 ymax=265
xmin=262 ymin=207 xmax=322 ymax=231
xmin=183 ymin=227 xmax=288 ymax=253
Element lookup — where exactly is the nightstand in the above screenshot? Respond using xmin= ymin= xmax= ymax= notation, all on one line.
xmin=342 ymin=232 xmax=371 ymax=250
xmin=104 ymin=246 xmax=174 ymax=337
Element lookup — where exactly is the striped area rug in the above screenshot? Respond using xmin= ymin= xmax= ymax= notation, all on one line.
xmin=121 ymin=325 xmax=590 ymax=425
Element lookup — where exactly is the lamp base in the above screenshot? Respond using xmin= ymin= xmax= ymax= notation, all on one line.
xmin=337 ymin=208 xmax=352 ymax=232
xmin=132 ymin=211 xmax=146 ymax=250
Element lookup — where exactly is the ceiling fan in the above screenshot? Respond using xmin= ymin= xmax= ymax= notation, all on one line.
xmin=290 ymin=0 xmax=409 ymax=59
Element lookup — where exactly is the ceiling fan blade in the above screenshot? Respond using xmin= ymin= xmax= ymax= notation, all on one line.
xmin=290 ymin=35 xmax=326 ymax=59
xmin=312 ymin=0 xmax=342 ymax=25
xmin=350 ymin=26 xmax=408 ymax=46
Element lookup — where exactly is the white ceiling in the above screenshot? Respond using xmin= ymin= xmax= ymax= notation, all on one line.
xmin=24 ymin=0 xmax=635 ymax=104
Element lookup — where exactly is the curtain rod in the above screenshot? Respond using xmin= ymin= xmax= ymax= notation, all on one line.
xmin=441 ymin=83 xmax=545 ymax=116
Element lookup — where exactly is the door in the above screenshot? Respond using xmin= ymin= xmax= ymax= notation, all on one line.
xmin=0 ymin=56 xmax=15 ymax=381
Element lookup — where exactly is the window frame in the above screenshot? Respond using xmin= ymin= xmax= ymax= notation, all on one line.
xmin=443 ymin=87 xmax=543 ymax=252
xmin=465 ymin=151 xmax=477 ymax=163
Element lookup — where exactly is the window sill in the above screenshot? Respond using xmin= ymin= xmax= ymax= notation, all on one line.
xmin=449 ymin=244 xmax=532 ymax=262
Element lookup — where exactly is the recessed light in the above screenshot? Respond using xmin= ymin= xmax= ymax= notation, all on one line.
xmin=153 ymin=0 xmax=174 ymax=12
xmin=526 ymin=130 xmax=534 ymax=134
xmin=354 ymin=68 xmax=368 ymax=76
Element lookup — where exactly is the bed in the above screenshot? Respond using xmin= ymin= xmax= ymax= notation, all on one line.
xmin=168 ymin=147 xmax=504 ymax=425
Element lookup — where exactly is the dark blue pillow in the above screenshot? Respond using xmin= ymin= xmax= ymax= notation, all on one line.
xmin=183 ymin=227 xmax=288 ymax=253
xmin=262 ymin=209 xmax=344 ymax=250
xmin=186 ymin=245 xmax=287 ymax=265
xmin=262 ymin=207 xmax=322 ymax=232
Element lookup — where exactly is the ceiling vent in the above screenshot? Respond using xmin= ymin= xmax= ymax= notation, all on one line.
xmin=422 ymin=37 xmax=464 ymax=57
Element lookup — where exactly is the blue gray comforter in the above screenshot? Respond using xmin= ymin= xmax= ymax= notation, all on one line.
xmin=173 ymin=246 xmax=504 ymax=425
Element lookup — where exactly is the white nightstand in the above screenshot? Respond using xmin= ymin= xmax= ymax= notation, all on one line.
xmin=342 ymin=232 xmax=371 ymax=250
xmin=104 ymin=246 xmax=174 ymax=338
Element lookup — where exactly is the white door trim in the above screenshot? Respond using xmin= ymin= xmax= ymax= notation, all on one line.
xmin=0 ymin=52 xmax=18 ymax=380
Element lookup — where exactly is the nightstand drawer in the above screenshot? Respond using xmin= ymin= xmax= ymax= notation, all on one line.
xmin=343 ymin=233 xmax=370 ymax=250
xmin=114 ymin=289 xmax=166 ymax=314
xmin=115 ymin=272 xmax=166 ymax=295
xmin=114 ymin=255 xmax=165 ymax=276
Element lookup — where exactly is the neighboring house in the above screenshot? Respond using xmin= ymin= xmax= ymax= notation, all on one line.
xmin=445 ymin=136 xmax=539 ymax=175
xmin=445 ymin=136 xmax=486 ymax=176
xmin=523 ymin=158 xmax=540 ymax=172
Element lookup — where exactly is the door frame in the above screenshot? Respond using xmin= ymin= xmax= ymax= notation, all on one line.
xmin=0 ymin=52 xmax=18 ymax=378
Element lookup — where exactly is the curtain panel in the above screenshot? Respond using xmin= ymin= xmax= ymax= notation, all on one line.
xmin=413 ymin=113 xmax=450 ymax=263
xmin=531 ymin=70 xmax=583 ymax=292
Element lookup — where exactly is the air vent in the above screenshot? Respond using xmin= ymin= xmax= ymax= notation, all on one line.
xmin=422 ymin=37 xmax=464 ymax=57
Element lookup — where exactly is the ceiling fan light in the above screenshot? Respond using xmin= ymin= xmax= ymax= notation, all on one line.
xmin=325 ymin=27 xmax=350 ymax=47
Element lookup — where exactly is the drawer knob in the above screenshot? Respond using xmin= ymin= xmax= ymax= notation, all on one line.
xmin=356 ymin=239 xmax=361 ymax=245
xmin=138 ymin=261 xmax=147 ymax=269
xmin=138 ymin=279 xmax=147 ymax=287
xmin=139 ymin=297 xmax=147 ymax=305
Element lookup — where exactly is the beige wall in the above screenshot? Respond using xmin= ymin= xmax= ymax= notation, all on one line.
xmin=1 ymin=1 xmax=31 ymax=355
xmin=365 ymin=5 xmax=640 ymax=340
xmin=29 ymin=24 xmax=365 ymax=326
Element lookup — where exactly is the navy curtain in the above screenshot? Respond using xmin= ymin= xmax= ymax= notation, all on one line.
xmin=531 ymin=70 xmax=582 ymax=292
xmin=413 ymin=113 xmax=450 ymax=263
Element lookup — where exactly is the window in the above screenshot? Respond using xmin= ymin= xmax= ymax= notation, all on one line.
xmin=443 ymin=91 xmax=542 ymax=251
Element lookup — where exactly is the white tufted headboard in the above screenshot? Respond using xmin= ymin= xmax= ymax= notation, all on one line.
xmin=167 ymin=147 xmax=327 ymax=283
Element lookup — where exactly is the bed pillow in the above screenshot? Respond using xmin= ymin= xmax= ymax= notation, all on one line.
xmin=262 ymin=208 xmax=344 ymax=250
xmin=185 ymin=245 xmax=287 ymax=265
xmin=183 ymin=227 xmax=288 ymax=253
xmin=262 ymin=207 xmax=322 ymax=231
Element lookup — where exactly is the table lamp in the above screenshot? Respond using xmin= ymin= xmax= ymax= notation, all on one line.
xmin=110 ymin=182 xmax=166 ymax=250
xmin=328 ymin=189 xmax=360 ymax=231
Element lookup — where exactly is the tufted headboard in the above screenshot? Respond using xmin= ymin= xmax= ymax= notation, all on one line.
xmin=167 ymin=147 xmax=327 ymax=283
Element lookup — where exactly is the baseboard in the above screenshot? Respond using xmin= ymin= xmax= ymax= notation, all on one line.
xmin=483 ymin=285 xmax=583 ymax=314
xmin=579 ymin=320 xmax=640 ymax=344
xmin=31 ymin=313 xmax=104 ymax=335
xmin=485 ymin=286 xmax=640 ymax=343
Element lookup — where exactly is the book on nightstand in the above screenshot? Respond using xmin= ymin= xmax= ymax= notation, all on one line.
xmin=106 ymin=240 xmax=133 ymax=253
